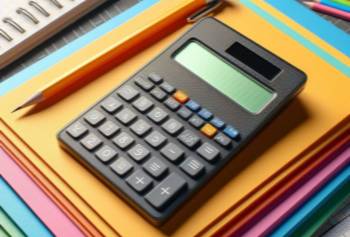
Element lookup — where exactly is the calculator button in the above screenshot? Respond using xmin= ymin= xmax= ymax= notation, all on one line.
xmin=164 ymin=97 xmax=181 ymax=111
xmin=196 ymin=143 xmax=220 ymax=162
xmin=145 ymin=173 xmax=187 ymax=210
xmin=95 ymin=145 xmax=117 ymax=163
xmin=145 ymin=131 xmax=167 ymax=149
xmin=189 ymin=115 xmax=205 ymax=129
xmin=110 ymin=157 xmax=133 ymax=177
xmin=173 ymin=90 xmax=189 ymax=104
xmin=101 ymin=97 xmax=123 ymax=113
xmin=113 ymin=132 xmax=135 ymax=150
xmin=161 ymin=118 xmax=183 ymax=135
xmin=161 ymin=143 xmax=184 ymax=163
xmin=130 ymin=119 xmax=152 ymax=137
xmin=148 ymin=73 xmax=163 ymax=84
xmin=98 ymin=120 xmax=120 ymax=138
xmin=143 ymin=157 xmax=168 ymax=179
xmin=80 ymin=133 xmax=102 ymax=151
xmin=126 ymin=170 xmax=153 ymax=193
xmin=223 ymin=126 xmax=240 ymax=140
xmin=178 ymin=130 xmax=200 ymax=149
xmin=117 ymin=85 xmax=140 ymax=102
xmin=150 ymin=87 xmax=167 ymax=101
xmin=214 ymin=133 xmax=232 ymax=148
xmin=177 ymin=107 xmax=192 ymax=120
xmin=210 ymin=117 xmax=225 ymax=129
xmin=201 ymin=123 xmax=217 ymax=138
xmin=66 ymin=122 xmax=88 ymax=139
xmin=198 ymin=108 xmax=213 ymax=121
xmin=147 ymin=107 xmax=168 ymax=124
xmin=159 ymin=82 xmax=176 ymax=94
xmin=132 ymin=96 xmax=154 ymax=113
xmin=180 ymin=157 xmax=204 ymax=178
xmin=134 ymin=76 xmax=154 ymax=91
xmin=185 ymin=100 xmax=201 ymax=112
xmin=84 ymin=110 xmax=106 ymax=126
xmin=115 ymin=108 xmax=137 ymax=125
xmin=128 ymin=144 xmax=150 ymax=162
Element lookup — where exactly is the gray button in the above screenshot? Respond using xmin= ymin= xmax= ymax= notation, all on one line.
xmin=145 ymin=131 xmax=167 ymax=149
xmin=161 ymin=118 xmax=183 ymax=135
xmin=115 ymin=108 xmax=137 ymax=125
xmin=117 ymin=85 xmax=139 ymax=101
xmin=164 ymin=97 xmax=180 ymax=111
xmin=196 ymin=143 xmax=220 ymax=162
xmin=80 ymin=133 xmax=102 ymax=151
xmin=143 ymin=157 xmax=168 ymax=179
xmin=180 ymin=157 xmax=204 ymax=178
xmin=95 ymin=145 xmax=117 ymax=163
xmin=150 ymin=88 xmax=167 ymax=101
xmin=98 ymin=120 xmax=120 ymax=137
xmin=148 ymin=73 xmax=163 ymax=84
xmin=145 ymin=173 xmax=187 ymax=210
xmin=110 ymin=157 xmax=133 ymax=176
xmin=132 ymin=96 xmax=154 ymax=113
xmin=84 ymin=110 xmax=105 ymax=126
xmin=130 ymin=119 xmax=152 ymax=137
xmin=128 ymin=144 xmax=150 ymax=162
xmin=178 ymin=130 xmax=200 ymax=149
xmin=147 ymin=107 xmax=168 ymax=124
xmin=160 ymin=143 xmax=184 ymax=163
xmin=159 ymin=82 xmax=175 ymax=94
xmin=126 ymin=170 xmax=153 ymax=193
xmin=214 ymin=133 xmax=231 ymax=147
xmin=101 ymin=97 xmax=123 ymax=113
xmin=177 ymin=107 xmax=192 ymax=120
xmin=189 ymin=115 xmax=204 ymax=129
xmin=113 ymin=132 xmax=134 ymax=150
xmin=66 ymin=121 xmax=87 ymax=139
xmin=134 ymin=76 xmax=154 ymax=91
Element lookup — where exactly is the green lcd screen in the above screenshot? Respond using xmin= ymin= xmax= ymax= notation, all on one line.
xmin=174 ymin=41 xmax=275 ymax=113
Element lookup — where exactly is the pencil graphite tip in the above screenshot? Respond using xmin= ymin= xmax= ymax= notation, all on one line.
xmin=11 ymin=106 xmax=23 ymax=113
xmin=11 ymin=92 xmax=44 ymax=113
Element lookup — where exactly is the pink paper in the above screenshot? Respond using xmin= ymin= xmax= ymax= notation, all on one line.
xmin=0 ymin=148 xmax=85 ymax=237
xmin=241 ymin=146 xmax=350 ymax=237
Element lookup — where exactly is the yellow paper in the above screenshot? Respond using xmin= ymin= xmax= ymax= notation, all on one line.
xmin=1 ymin=1 xmax=349 ymax=236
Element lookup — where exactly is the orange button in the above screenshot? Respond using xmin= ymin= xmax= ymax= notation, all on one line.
xmin=201 ymin=123 xmax=217 ymax=138
xmin=173 ymin=90 xmax=189 ymax=103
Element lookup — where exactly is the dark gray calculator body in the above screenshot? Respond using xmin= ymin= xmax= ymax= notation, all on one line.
xmin=58 ymin=18 xmax=306 ymax=225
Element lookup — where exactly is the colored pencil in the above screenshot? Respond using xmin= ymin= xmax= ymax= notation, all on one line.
xmin=316 ymin=0 xmax=350 ymax=13
xmin=303 ymin=1 xmax=350 ymax=21
xmin=331 ymin=0 xmax=350 ymax=7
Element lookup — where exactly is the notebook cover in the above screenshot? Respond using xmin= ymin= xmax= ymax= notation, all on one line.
xmin=0 ymin=177 xmax=53 ymax=237
xmin=0 ymin=147 xmax=85 ymax=237
xmin=0 ymin=0 xmax=350 ymax=236
xmin=0 ymin=208 xmax=25 ymax=237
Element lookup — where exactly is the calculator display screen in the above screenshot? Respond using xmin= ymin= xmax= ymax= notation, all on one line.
xmin=174 ymin=41 xmax=275 ymax=113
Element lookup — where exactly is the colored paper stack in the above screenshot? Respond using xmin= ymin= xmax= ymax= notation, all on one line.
xmin=0 ymin=0 xmax=349 ymax=236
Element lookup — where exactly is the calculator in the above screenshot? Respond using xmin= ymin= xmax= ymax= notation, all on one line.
xmin=58 ymin=18 xmax=306 ymax=225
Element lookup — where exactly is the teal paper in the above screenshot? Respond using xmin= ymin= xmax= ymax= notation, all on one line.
xmin=0 ymin=177 xmax=53 ymax=237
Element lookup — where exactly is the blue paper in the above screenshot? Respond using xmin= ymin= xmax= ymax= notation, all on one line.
xmin=270 ymin=166 xmax=350 ymax=237
xmin=0 ymin=177 xmax=53 ymax=237
xmin=0 ymin=0 xmax=159 ymax=96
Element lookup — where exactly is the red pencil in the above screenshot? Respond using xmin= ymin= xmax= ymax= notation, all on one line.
xmin=303 ymin=1 xmax=350 ymax=21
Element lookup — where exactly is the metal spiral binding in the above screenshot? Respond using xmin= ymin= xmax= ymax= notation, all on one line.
xmin=0 ymin=0 xmax=66 ymax=44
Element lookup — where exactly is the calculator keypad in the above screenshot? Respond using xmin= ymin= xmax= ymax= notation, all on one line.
xmin=60 ymin=72 xmax=241 ymax=222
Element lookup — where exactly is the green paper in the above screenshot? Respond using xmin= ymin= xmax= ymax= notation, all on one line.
xmin=331 ymin=0 xmax=350 ymax=7
xmin=290 ymin=182 xmax=350 ymax=237
xmin=0 ymin=226 xmax=10 ymax=237
xmin=0 ymin=208 xmax=25 ymax=237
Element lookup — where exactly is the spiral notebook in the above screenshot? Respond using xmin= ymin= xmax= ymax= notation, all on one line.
xmin=0 ymin=0 xmax=105 ymax=69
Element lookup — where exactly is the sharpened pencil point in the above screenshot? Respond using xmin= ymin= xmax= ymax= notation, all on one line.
xmin=11 ymin=92 xmax=44 ymax=113
xmin=11 ymin=106 xmax=23 ymax=113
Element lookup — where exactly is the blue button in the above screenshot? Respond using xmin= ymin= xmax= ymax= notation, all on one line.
xmin=185 ymin=100 xmax=201 ymax=112
xmin=198 ymin=109 xmax=213 ymax=120
xmin=211 ymin=117 xmax=225 ymax=129
xmin=223 ymin=126 xmax=239 ymax=139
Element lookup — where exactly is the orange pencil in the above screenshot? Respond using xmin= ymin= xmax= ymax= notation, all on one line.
xmin=13 ymin=0 xmax=222 ymax=112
